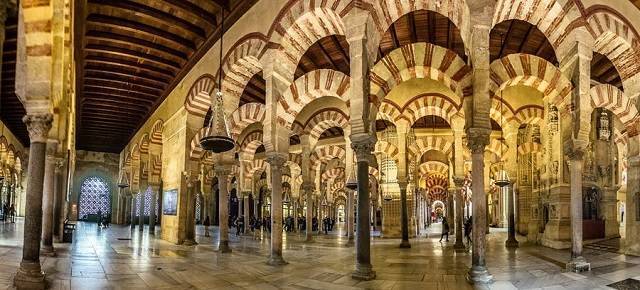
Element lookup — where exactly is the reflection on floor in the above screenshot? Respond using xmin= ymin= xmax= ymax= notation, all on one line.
xmin=0 ymin=219 xmax=639 ymax=289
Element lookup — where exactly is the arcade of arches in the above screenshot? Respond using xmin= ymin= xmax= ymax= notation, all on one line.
xmin=4 ymin=0 xmax=640 ymax=289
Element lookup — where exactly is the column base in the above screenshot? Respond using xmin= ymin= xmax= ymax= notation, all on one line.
xmin=305 ymin=235 xmax=314 ymax=242
xmin=345 ymin=238 xmax=354 ymax=246
xmin=566 ymin=257 xmax=591 ymax=273
xmin=41 ymin=245 xmax=56 ymax=257
xmin=217 ymin=241 xmax=232 ymax=253
xmin=352 ymin=264 xmax=376 ymax=281
xmin=14 ymin=261 xmax=45 ymax=290
xmin=466 ymin=265 xmax=493 ymax=284
xmin=266 ymin=255 xmax=288 ymax=266
xmin=505 ymin=238 xmax=519 ymax=248
xmin=183 ymin=239 xmax=198 ymax=246
xmin=399 ymin=240 xmax=411 ymax=248
xmin=454 ymin=240 xmax=466 ymax=251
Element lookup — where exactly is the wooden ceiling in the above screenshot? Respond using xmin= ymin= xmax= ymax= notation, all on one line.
xmin=591 ymin=52 xmax=623 ymax=90
xmin=238 ymin=71 xmax=265 ymax=107
xmin=77 ymin=0 xmax=257 ymax=152
xmin=490 ymin=19 xmax=558 ymax=65
xmin=1 ymin=11 xmax=28 ymax=145
xmin=295 ymin=35 xmax=350 ymax=79
xmin=379 ymin=10 xmax=466 ymax=62
xmin=631 ymin=0 xmax=640 ymax=10
xmin=412 ymin=116 xmax=451 ymax=129
xmin=319 ymin=126 xmax=344 ymax=140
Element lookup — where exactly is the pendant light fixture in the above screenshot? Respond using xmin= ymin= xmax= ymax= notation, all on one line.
xmin=495 ymin=90 xmax=510 ymax=188
xmin=118 ymin=171 xmax=129 ymax=189
xmin=200 ymin=9 xmax=235 ymax=153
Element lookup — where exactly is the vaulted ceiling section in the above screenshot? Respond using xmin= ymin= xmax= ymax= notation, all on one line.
xmin=76 ymin=0 xmax=257 ymax=152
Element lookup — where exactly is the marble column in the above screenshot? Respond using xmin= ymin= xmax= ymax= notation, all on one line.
xmin=138 ymin=188 xmax=145 ymax=232
xmin=566 ymin=149 xmax=591 ymax=272
xmin=454 ymin=177 xmax=466 ymax=250
xmin=466 ymin=129 xmax=493 ymax=284
xmin=347 ymin=189 xmax=354 ymax=243
xmin=183 ymin=179 xmax=198 ymax=245
xmin=41 ymin=144 xmax=56 ymax=256
xmin=14 ymin=113 xmax=53 ymax=289
xmin=216 ymin=167 xmax=231 ymax=252
xmin=505 ymin=184 xmax=519 ymax=248
xmin=304 ymin=182 xmax=314 ymax=242
xmin=266 ymin=153 xmax=287 ymax=265
xmin=351 ymin=134 xmax=376 ymax=280
xmin=398 ymin=180 xmax=410 ymax=248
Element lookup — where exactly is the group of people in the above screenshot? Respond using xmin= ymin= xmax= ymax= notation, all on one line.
xmin=439 ymin=216 xmax=473 ymax=245
xmin=201 ymin=214 xmax=340 ymax=238
xmin=96 ymin=209 xmax=110 ymax=228
xmin=1 ymin=203 xmax=15 ymax=223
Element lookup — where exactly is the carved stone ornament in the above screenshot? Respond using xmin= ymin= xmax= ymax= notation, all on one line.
xmin=23 ymin=113 xmax=53 ymax=143
xmin=466 ymin=127 xmax=491 ymax=154
xmin=351 ymin=135 xmax=375 ymax=162
xmin=265 ymin=152 xmax=287 ymax=170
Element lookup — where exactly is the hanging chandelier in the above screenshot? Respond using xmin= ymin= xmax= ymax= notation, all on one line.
xmin=495 ymin=89 xmax=510 ymax=188
xmin=345 ymin=167 xmax=357 ymax=190
xmin=199 ymin=9 xmax=235 ymax=153
xmin=117 ymin=172 xmax=129 ymax=189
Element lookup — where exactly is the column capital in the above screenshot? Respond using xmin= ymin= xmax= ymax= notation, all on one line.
xmin=23 ymin=113 xmax=53 ymax=143
xmin=302 ymin=181 xmax=315 ymax=192
xmin=466 ymin=127 xmax=491 ymax=154
xmin=350 ymin=133 xmax=375 ymax=161
xmin=453 ymin=176 xmax=465 ymax=188
xmin=265 ymin=152 xmax=287 ymax=169
xmin=565 ymin=147 xmax=585 ymax=161
xmin=214 ymin=164 xmax=232 ymax=177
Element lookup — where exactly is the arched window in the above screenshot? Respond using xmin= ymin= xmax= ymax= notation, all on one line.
xmin=79 ymin=176 xmax=110 ymax=220
xmin=136 ymin=187 xmax=153 ymax=216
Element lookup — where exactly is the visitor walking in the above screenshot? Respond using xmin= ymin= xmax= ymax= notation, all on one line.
xmin=203 ymin=216 xmax=210 ymax=237
xmin=439 ymin=217 xmax=450 ymax=242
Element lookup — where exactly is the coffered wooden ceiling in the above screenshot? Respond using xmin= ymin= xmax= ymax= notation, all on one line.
xmin=631 ymin=0 xmax=640 ymax=10
xmin=77 ymin=0 xmax=257 ymax=152
xmin=1 ymin=11 xmax=28 ymax=145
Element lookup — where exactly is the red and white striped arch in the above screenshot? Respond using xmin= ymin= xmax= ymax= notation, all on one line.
xmin=517 ymin=142 xmax=542 ymax=155
xmin=239 ymin=130 xmax=263 ymax=158
xmin=230 ymin=103 xmax=266 ymax=138
xmin=485 ymin=138 xmax=509 ymax=162
xmin=278 ymin=69 xmax=350 ymax=129
xmin=370 ymin=43 xmax=472 ymax=105
xmin=304 ymin=108 xmax=349 ymax=143
xmin=184 ymin=74 xmax=216 ymax=119
xmin=590 ymin=84 xmax=638 ymax=126
xmin=221 ymin=35 xmax=267 ymax=109
xmin=322 ymin=167 xmax=345 ymax=181
xmin=419 ymin=161 xmax=449 ymax=178
xmin=268 ymin=0 xmax=351 ymax=83
xmin=310 ymin=145 xmax=346 ymax=169
xmin=374 ymin=140 xmax=399 ymax=162
xmin=150 ymin=120 xmax=163 ymax=146
xmin=513 ymin=105 xmax=545 ymax=125
xmin=139 ymin=134 xmax=150 ymax=155
xmin=188 ymin=127 xmax=211 ymax=161
xmin=408 ymin=136 xmax=453 ymax=158
xmin=377 ymin=101 xmax=402 ymax=123
xmin=587 ymin=10 xmax=640 ymax=82
xmin=368 ymin=0 xmax=470 ymax=48
xmin=403 ymin=94 xmax=462 ymax=126
xmin=244 ymin=159 xmax=267 ymax=176
xmin=493 ymin=0 xmax=583 ymax=49
xmin=490 ymin=54 xmax=572 ymax=107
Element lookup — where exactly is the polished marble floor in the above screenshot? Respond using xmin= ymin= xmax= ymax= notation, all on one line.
xmin=0 ymin=219 xmax=638 ymax=290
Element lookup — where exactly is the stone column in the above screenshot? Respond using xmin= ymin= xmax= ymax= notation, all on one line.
xmin=14 ymin=113 xmax=53 ymax=289
xmin=347 ymin=189 xmax=354 ymax=243
xmin=243 ymin=191 xmax=250 ymax=234
xmin=130 ymin=194 xmax=137 ymax=231
xmin=149 ymin=185 xmax=157 ymax=235
xmin=52 ymin=159 xmax=64 ymax=241
xmin=216 ymin=166 xmax=231 ymax=252
xmin=41 ymin=143 xmax=56 ymax=256
xmin=183 ymin=178 xmax=198 ymax=245
xmin=505 ymin=183 xmax=518 ymax=248
xmin=304 ymin=183 xmax=314 ymax=242
xmin=266 ymin=152 xmax=287 ymax=265
xmin=454 ymin=177 xmax=465 ymax=250
xmin=138 ymin=188 xmax=146 ymax=232
xmin=466 ymin=129 xmax=493 ymax=284
xmin=351 ymin=134 xmax=376 ymax=280
xmin=398 ymin=180 xmax=410 ymax=248
xmin=566 ymin=149 xmax=590 ymax=272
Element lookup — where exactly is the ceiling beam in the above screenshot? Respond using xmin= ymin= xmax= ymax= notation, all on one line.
xmin=84 ymin=64 xmax=172 ymax=84
xmin=84 ymin=43 xmax=181 ymax=70
xmin=85 ymin=55 xmax=176 ymax=79
xmin=84 ymin=77 xmax=164 ymax=95
xmin=86 ymin=14 xmax=196 ymax=50
xmin=85 ymin=30 xmax=187 ymax=61
xmin=160 ymin=0 xmax=218 ymax=25
xmin=90 ymin=0 xmax=206 ymax=38
xmin=84 ymin=70 xmax=166 ymax=90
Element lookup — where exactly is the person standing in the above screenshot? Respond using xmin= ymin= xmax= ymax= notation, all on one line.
xmin=439 ymin=217 xmax=450 ymax=242
xmin=203 ymin=216 xmax=211 ymax=237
